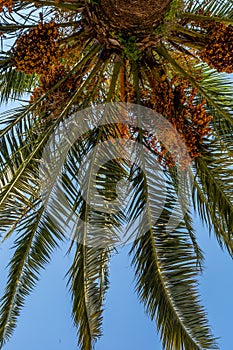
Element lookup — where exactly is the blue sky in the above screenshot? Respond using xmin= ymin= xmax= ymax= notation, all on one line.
xmin=1 ymin=214 xmax=233 ymax=350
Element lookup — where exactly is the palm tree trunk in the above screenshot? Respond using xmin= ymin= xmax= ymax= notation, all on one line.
xmin=83 ymin=0 xmax=175 ymax=50
xmin=98 ymin=0 xmax=173 ymax=32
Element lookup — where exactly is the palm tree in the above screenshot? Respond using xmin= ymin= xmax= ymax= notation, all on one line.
xmin=1 ymin=0 xmax=233 ymax=349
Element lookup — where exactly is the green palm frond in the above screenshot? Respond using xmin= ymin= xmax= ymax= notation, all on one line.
xmin=0 ymin=208 xmax=65 ymax=348
xmin=0 ymin=66 xmax=35 ymax=104
xmin=129 ymin=176 xmax=217 ymax=349
xmin=39 ymin=122 xmax=128 ymax=350
xmin=122 ymin=121 xmax=213 ymax=348
xmin=199 ymin=67 xmax=233 ymax=142
xmin=67 ymin=243 xmax=110 ymax=350
xmin=192 ymin=140 xmax=233 ymax=254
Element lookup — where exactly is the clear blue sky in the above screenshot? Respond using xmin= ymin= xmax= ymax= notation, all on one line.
xmin=0 ymin=213 xmax=233 ymax=350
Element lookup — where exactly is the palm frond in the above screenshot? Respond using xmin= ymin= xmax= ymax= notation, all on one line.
xmin=122 ymin=119 xmax=215 ymax=348
xmin=67 ymin=244 xmax=110 ymax=350
xmin=129 ymin=171 xmax=217 ymax=349
xmin=199 ymin=66 xmax=233 ymax=142
xmin=192 ymin=139 xmax=233 ymax=255
xmin=0 ymin=208 xmax=65 ymax=348
xmin=184 ymin=0 xmax=233 ymax=18
xmin=0 ymin=64 xmax=36 ymax=104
